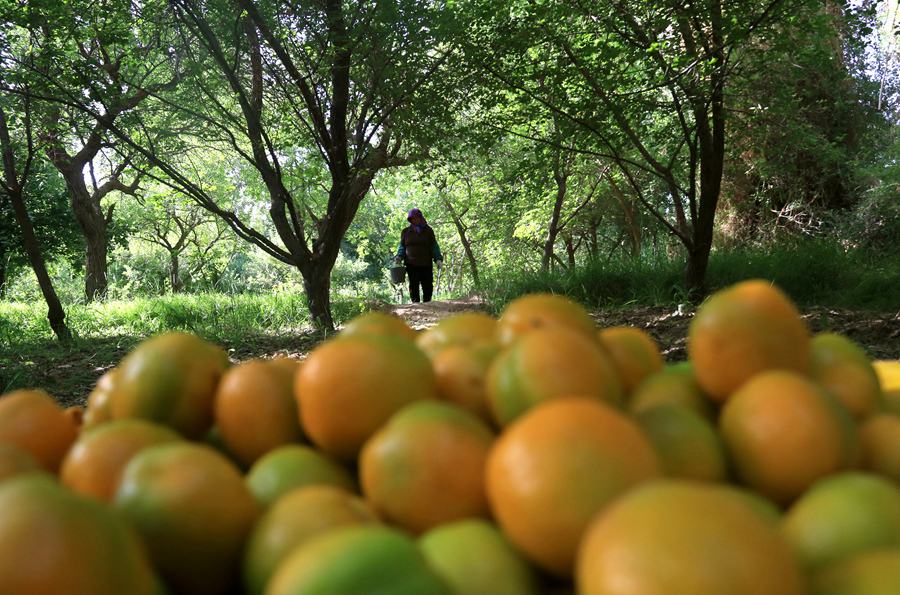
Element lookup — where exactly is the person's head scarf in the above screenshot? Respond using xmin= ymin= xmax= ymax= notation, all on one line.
xmin=407 ymin=208 xmax=427 ymax=233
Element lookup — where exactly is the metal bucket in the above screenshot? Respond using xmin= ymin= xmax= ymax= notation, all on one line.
xmin=389 ymin=265 xmax=406 ymax=284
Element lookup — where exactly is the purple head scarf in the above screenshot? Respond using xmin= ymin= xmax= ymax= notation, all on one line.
xmin=407 ymin=208 xmax=427 ymax=233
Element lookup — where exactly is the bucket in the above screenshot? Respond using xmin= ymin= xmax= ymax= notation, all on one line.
xmin=389 ymin=265 xmax=406 ymax=285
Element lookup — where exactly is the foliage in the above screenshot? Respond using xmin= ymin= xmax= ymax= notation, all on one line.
xmin=481 ymin=241 xmax=900 ymax=313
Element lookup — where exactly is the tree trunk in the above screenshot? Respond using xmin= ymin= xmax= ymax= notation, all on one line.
xmin=63 ymin=171 xmax=109 ymax=301
xmin=169 ymin=252 xmax=182 ymax=293
xmin=542 ymin=159 xmax=568 ymax=273
xmin=7 ymin=189 xmax=72 ymax=342
xmin=564 ymin=232 xmax=577 ymax=268
xmin=0 ymin=250 xmax=6 ymax=298
xmin=441 ymin=197 xmax=479 ymax=286
xmin=302 ymin=263 xmax=334 ymax=334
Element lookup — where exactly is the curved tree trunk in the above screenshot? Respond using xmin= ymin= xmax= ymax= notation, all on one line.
xmin=7 ymin=189 xmax=72 ymax=343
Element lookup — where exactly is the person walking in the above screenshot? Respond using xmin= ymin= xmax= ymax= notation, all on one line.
xmin=395 ymin=208 xmax=443 ymax=303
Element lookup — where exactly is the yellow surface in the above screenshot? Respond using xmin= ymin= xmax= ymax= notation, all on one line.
xmin=873 ymin=361 xmax=900 ymax=392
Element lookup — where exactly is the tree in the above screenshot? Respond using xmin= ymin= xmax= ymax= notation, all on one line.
xmin=0 ymin=89 xmax=71 ymax=342
xmin=462 ymin=0 xmax=792 ymax=296
xmin=131 ymin=190 xmax=227 ymax=293
xmin=75 ymin=0 xmax=460 ymax=330
xmin=12 ymin=0 xmax=179 ymax=301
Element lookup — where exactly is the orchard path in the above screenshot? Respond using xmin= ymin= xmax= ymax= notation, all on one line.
xmin=5 ymin=297 xmax=899 ymax=409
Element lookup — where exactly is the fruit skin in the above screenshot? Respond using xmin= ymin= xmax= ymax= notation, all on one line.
xmin=0 ymin=388 xmax=79 ymax=473
xmin=719 ymin=370 xmax=858 ymax=505
xmin=419 ymin=519 xmax=542 ymax=595
xmin=688 ymin=279 xmax=810 ymax=401
xmin=629 ymin=362 xmax=713 ymax=419
xmin=416 ymin=312 xmax=497 ymax=358
xmin=246 ymin=444 xmax=356 ymax=508
xmin=0 ymin=444 xmax=45 ymax=483
xmin=433 ymin=341 xmax=500 ymax=424
xmin=83 ymin=368 xmax=117 ymax=429
xmin=636 ymin=404 xmax=728 ymax=482
xmin=810 ymin=333 xmax=882 ymax=419
xmin=812 ymin=549 xmax=900 ymax=595
xmin=60 ymin=419 xmax=182 ymax=503
xmin=872 ymin=361 xmax=900 ymax=392
xmin=114 ymin=443 xmax=260 ymax=595
xmin=577 ymin=480 xmax=809 ymax=595
xmin=340 ymin=311 xmax=416 ymax=341
xmin=360 ymin=400 xmax=494 ymax=533
xmin=296 ymin=334 xmax=438 ymax=461
xmin=598 ymin=326 xmax=664 ymax=395
xmin=782 ymin=472 xmax=900 ymax=570
xmin=0 ymin=474 xmax=157 ymax=595
xmin=243 ymin=485 xmax=378 ymax=595
xmin=486 ymin=398 xmax=660 ymax=577
xmin=214 ymin=359 xmax=305 ymax=467
xmin=486 ymin=327 xmax=623 ymax=426
xmin=858 ymin=414 xmax=900 ymax=482
xmin=110 ymin=332 xmax=229 ymax=439
xmin=495 ymin=293 xmax=597 ymax=346
xmin=266 ymin=525 xmax=452 ymax=595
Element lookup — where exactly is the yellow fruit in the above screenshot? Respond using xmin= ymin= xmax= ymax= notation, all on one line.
xmin=598 ymin=326 xmax=664 ymax=395
xmin=433 ymin=341 xmax=500 ymax=424
xmin=810 ymin=333 xmax=882 ymax=419
xmin=782 ymin=472 xmax=900 ymax=569
xmin=114 ymin=443 xmax=259 ymax=595
xmin=636 ymin=404 xmax=728 ymax=482
xmin=296 ymin=334 xmax=437 ymax=461
xmin=360 ymin=401 xmax=494 ymax=533
xmin=416 ymin=312 xmax=497 ymax=357
xmin=242 ymin=485 xmax=377 ymax=595
xmin=340 ymin=311 xmax=416 ymax=341
xmin=83 ymin=368 xmax=117 ymax=430
xmin=688 ymin=279 xmax=810 ymax=401
xmin=873 ymin=361 xmax=900 ymax=392
xmin=110 ymin=332 xmax=229 ymax=439
xmin=859 ymin=414 xmax=900 ymax=483
xmin=486 ymin=327 xmax=622 ymax=426
xmin=0 ymin=388 xmax=79 ymax=473
xmin=629 ymin=362 xmax=714 ymax=418
xmin=266 ymin=526 xmax=452 ymax=595
xmin=419 ymin=519 xmax=541 ymax=595
xmin=577 ymin=480 xmax=808 ymax=595
xmin=245 ymin=445 xmax=355 ymax=508
xmin=0 ymin=475 xmax=157 ymax=595
xmin=495 ymin=293 xmax=597 ymax=346
xmin=720 ymin=371 xmax=858 ymax=504
xmin=486 ymin=398 xmax=660 ymax=576
xmin=60 ymin=419 xmax=182 ymax=503
xmin=214 ymin=359 xmax=304 ymax=467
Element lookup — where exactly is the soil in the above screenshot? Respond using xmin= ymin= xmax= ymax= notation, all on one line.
xmin=3 ymin=298 xmax=898 ymax=409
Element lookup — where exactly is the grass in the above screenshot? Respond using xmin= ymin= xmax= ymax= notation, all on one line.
xmin=0 ymin=292 xmax=367 ymax=400
xmin=480 ymin=242 xmax=900 ymax=313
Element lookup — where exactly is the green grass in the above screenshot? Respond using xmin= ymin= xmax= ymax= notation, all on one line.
xmin=0 ymin=292 xmax=373 ymax=347
xmin=0 ymin=292 xmax=369 ymax=400
xmin=480 ymin=242 xmax=900 ymax=313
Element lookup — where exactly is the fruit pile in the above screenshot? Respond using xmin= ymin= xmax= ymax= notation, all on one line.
xmin=1 ymin=279 xmax=899 ymax=595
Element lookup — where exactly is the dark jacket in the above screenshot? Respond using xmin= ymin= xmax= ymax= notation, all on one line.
xmin=398 ymin=226 xmax=442 ymax=267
